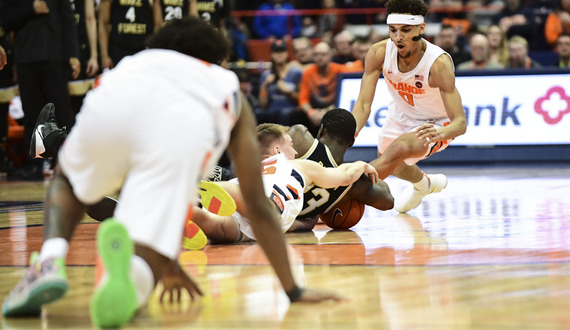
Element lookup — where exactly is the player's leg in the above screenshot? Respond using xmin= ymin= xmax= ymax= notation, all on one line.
xmin=189 ymin=207 xmax=242 ymax=243
xmin=2 ymin=168 xmax=86 ymax=317
xmin=369 ymin=131 xmax=429 ymax=180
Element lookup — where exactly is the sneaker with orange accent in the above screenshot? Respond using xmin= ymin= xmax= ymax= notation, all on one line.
xmin=90 ymin=218 xmax=137 ymax=328
xmin=182 ymin=220 xmax=208 ymax=250
xmin=2 ymin=252 xmax=68 ymax=317
xmin=199 ymin=181 xmax=236 ymax=216
xmin=394 ymin=174 xmax=448 ymax=213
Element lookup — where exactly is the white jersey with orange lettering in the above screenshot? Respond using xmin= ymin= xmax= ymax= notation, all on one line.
xmin=378 ymin=39 xmax=454 ymax=165
xmin=232 ymin=153 xmax=306 ymax=240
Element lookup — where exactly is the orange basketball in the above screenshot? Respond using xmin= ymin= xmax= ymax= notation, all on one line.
xmin=320 ymin=199 xmax=365 ymax=229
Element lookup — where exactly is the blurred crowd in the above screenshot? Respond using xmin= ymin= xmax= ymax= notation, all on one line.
xmin=0 ymin=0 xmax=569 ymax=179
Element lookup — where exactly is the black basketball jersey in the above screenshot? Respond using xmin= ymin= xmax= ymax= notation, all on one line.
xmin=196 ymin=0 xmax=229 ymax=29
xmin=297 ymin=140 xmax=352 ymax=219
xmin=160 ymin=0 xmax=189 ymax=22
xmin=109 ymin=0 xmax=153 ymax=51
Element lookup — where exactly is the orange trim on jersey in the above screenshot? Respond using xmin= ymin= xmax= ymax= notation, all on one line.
xmin=271 ymin=191 xmax=285 ymax=212
xmin=286 ymin=184 xmax=299 ymax=200
xmin=201 ymin=151 xmax=213 ymax=174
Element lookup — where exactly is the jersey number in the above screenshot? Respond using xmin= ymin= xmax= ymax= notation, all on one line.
xmin=165 ymin=6 xmax=183 ymax=20
xmin=261 ymin=160 xmax=277 ymax=175
xmin=126 ymin=7 xmax=136 ymax=22
xmin=398 ymin=91 xmax=415 ymax=106
xmin=303 ymin=187 xmax=330 ymax=214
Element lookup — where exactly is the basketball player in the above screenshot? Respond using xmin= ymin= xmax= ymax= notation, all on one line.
xmin=352 ymin=0 xmax=467 ymax=213
xmin=2 ymin=18 xmax=343 ymax=328
xmin=288 ymin=108 xmax=394 ymax=232
xmin=188 ymin=123 xmax=379 ymax=243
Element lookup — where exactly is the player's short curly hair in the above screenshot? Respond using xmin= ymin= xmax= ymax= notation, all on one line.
xmin=146 ymin=17 xmax=229 ymax=65
xmin=257 ymin=123 xmax=291 ymax=151
xmin=385 ymin=0 xmax=429 ymax=16
xmin=321 ymin=108 xmax=356 ymax=146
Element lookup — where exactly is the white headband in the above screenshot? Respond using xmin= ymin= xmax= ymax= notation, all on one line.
xmin=386 ymin=14 xmax=424 ymax=25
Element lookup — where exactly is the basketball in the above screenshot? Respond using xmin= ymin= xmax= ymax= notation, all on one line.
xmin=320 ymin=199 xmax=365 ymax=229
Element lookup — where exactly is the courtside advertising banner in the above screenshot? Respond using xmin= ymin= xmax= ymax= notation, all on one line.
xmin=337 ymin=72 xmax=570 ymax=147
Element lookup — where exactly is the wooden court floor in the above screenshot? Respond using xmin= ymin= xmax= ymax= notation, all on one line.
xmin=1 ymin=164 xmax=570 ymax=329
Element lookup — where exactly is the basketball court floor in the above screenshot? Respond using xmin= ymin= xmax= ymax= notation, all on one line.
xmin=1 ymin=164 xmax=569 ymax=329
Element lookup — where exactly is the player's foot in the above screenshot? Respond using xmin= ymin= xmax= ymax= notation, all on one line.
xmin=199 ymin=181 xmax=236 ymax=216
xmin=394 ymin=174 xmax=447 ymax=213
xmin=90 ymin=218 xmax=137 ymax=328
xmin=2 ymin=252 xmax=68 ymax=317
xmin=182 ymin=220 xmax=208 ymax=250
xmin=29 ymin=103 xmax=66 ymax=159
xmin=206 ymin=165 xmax=234 ymax=182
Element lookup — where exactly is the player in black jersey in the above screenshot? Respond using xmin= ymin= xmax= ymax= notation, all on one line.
xmin=287 ymin=108 xmax=394 ymax=232
xmin=153 ymin=0 xmax=191 ymax=28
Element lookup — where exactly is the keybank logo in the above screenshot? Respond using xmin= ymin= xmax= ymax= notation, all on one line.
xmin=534 ymin=86 xmax=570 ymax=125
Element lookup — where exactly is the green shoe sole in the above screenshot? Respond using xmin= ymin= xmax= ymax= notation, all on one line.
xmin=90 ymin=218 xmax=138 ymax=328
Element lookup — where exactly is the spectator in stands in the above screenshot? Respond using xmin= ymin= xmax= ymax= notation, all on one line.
xmin=506 ymin=35 xmax=542 ymax=68
xmin=486 ymin=24 xmax=510 ymax=67
xmin=298 ymin=41 xmax=346 ymax=134
xmin=319 ymin=0 xmax=343 ymax=40
xmin=253 ymin=0 xmax=301 ymax=41
xmin=332 ymin=30 xmax=356 ymax=64
xmin=291 ymin=37 xmax=314 ymax=70
xmin=257 ymin=39 xmax=303 ymax=125
xmin=544 ymin=0 xmax=570 ymax=48
xmin=344 ymin=37 xmax=372 ymax=72
xmin=457 ymin=34 xmax=505 ymax=70
xmin=434 ymin=24 xmax=471 ymax=68
xmin=301 ymin=16 xmax=319 ymax=38
xmin=98 ymin=0 xmax=154 ymax=69
xmin=234 ymin=69 xmax=261 ymax=112
xmin=553 ymin=32 xmax=570 ymax=67
xmin=493 ymin=0 xmax=537 ymax=49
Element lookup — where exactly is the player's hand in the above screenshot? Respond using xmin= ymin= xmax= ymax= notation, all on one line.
xmin=415 ymin=124 xmax=442 ymax=147
xmin=160 ymin=261 xmax=203 ymax=304
xmin=69 ymin=57 xmax=81 ymax=79
xmin=294 ymin=287 xmax=347 ymax=303
xmin=101 ymin=55 xmax=114 ymax=70
xmin=363 ymin=163 xmax=378 ymax=184
xmin=0 ymin=45 xmax=6 ymax=70
xmin=86 ymin=56 xmax=100 ymax=77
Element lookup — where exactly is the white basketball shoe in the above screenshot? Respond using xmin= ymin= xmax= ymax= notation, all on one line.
xmin=394 ymin=174 xmax=448 ymax=213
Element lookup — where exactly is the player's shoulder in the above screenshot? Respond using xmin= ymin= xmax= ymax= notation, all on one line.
xmin=371 ymin=39 xmax=389 ymax=53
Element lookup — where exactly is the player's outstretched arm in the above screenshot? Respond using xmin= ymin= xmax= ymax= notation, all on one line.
xmin=293 ymin=159 xmax=378 ymax=189
xmin=417 ymin=55 xmax=467 ymax=145
xmin=352 ymin=40 xmax=387 ymax=135
xmin=229 ymin=94 xmax=343 ymax=303
xmin=347 ymin=175 xmax=394 ymax=211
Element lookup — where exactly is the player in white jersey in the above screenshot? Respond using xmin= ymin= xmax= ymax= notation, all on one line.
xmin=189 ymin=123 xmax=379 ymax=243
xmin=2 ymin=18 xmax=343 ymax=328
xmin=352 ymin=0 xmax=467 ymax=213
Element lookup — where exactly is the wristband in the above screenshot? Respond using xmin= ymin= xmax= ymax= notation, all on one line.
xmin=286 ymin=285 xmax=304 ymax=302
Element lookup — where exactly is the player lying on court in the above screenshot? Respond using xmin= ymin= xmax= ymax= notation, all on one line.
xmin=186 ymin=123 xmax=379 ymax=244
xmin=287 ymin=108 xmax=394 ymax=232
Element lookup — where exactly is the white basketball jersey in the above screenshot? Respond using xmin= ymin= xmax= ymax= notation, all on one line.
xmin=235 ymin=153 xmax=306 ymax=240
xmin=382 ymin=39 xmax=453 ymax=122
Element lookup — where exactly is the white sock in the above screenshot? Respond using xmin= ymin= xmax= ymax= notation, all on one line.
xmin=131 ymin=255 xmax=154 ymax=308
xmin=39 ymin=238 xmax=69 ymax=262
xmin=412 ymin=174 xmax=430 ymax=192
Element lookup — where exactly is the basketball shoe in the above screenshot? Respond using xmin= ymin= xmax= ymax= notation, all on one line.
xmin=394 ymin=174 xmax=448 ymax=213
xmin=182 ymin=220 xmax=208 ymax=250
xmin=199 ymin=181 xmax=236 ymax=217
xmin=2 ymin=252 xmax=68 ymax=317
xmin=206 ymin=165 xmax=234 ymax=182
xmin=29 ymin=103 xmax=66 ymax=159
xmin=90 ymin=218 xmax=138 ymax=328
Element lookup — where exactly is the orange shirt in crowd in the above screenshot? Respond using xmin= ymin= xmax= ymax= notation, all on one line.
xmin=298 ymin=62 xmax=352 ymax=108
xmin=544 ymin=12 xmax=570 ymax=47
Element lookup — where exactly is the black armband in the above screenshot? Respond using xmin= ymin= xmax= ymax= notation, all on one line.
xmin=286 ymin=285 xmax=304 ymax=303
